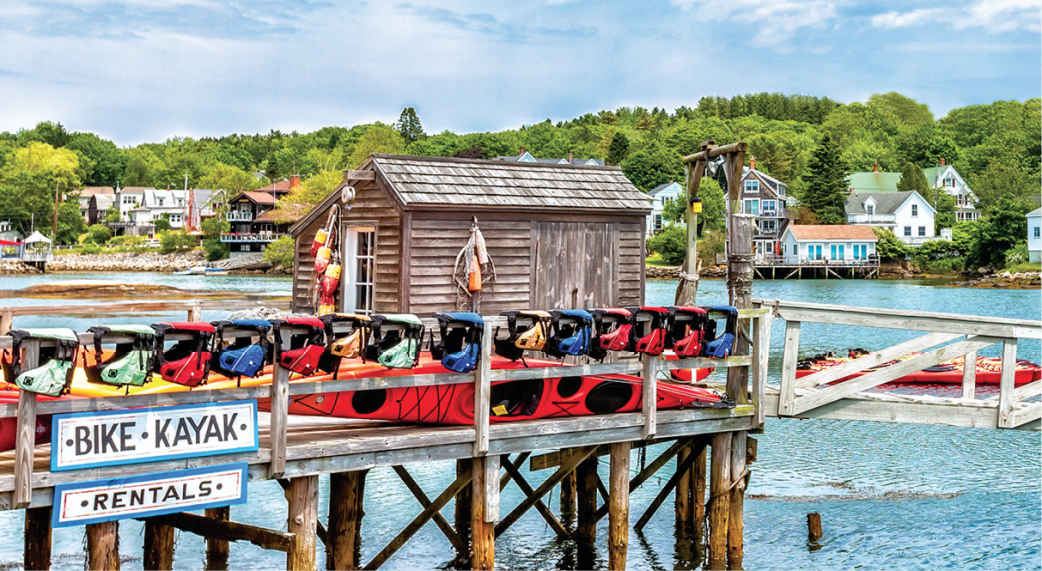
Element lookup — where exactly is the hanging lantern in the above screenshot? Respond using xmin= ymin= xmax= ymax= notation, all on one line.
xmin=690 ymin=197 xmax=703 ymax=213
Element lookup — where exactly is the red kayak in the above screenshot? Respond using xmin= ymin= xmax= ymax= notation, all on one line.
xmin=0 ymin=393 xmax=51 ymax=452
xmin=796 ymin=352 xmax=1042 ymax=386
xmin=277 ymin=355 xmax=728 ymax=425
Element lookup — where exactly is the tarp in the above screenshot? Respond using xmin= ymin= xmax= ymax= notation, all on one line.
xmin=23 ymin=231 xmax=51 ymax=244
xmin=0 ymin=239 xmax=21 ymax=246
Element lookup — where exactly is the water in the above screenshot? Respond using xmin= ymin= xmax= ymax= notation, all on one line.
xmin=0 ymin=273 xmax=1039 ymax=570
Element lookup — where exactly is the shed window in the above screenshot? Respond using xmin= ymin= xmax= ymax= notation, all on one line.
xmin=1034 ymin=226 xmax=1040 ymax=238
xmin=344 ymin=227 xmax=376 ymax=315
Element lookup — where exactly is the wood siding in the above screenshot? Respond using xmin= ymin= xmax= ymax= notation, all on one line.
xmin=290 ymin=180 xmax=402 ymax=313
xmin=530 ymin=221 xmax=642 ymax=309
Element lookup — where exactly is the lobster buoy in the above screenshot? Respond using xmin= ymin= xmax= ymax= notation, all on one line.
xmin=311 ymin=228 xmax=329 ymax=257
xmin=468 ymin=254 xmax=482 ymax=292
xmin=314 ymin=245 xmax=332 ymax=275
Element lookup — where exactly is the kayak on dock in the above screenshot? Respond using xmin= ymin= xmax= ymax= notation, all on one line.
xmin=796 ymin=350 xmax=1042 ymax=386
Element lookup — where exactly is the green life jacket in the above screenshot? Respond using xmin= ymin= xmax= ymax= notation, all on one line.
xmin=364 ymin=314 xmax=424 ymax=369
xmin=85 ymin=325 xmax=156 ymax=387
xmin=10 ymin=328 xmax=80 ymax=396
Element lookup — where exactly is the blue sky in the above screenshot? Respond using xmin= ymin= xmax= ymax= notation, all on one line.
xmin=0 ymin=0 xmax=1039 ymax=145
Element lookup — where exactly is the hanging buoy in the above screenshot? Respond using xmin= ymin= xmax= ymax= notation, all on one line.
xmin=468 ymin=253 xmax=482 ymax=291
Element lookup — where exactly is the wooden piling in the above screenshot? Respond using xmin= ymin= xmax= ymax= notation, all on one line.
xmin=86 ymin=521 xmax=120 ymax=571
xmin=560 ymin=469 xmax=577 ymax=527
xmin=576 ymin=451 xmax=598 ymax=547
xmin=807 ymin=512 xmax=823 ymax=542
xmin=144 ymin=519 xmax=175 ymax=571
xmin=728 ymin=431 xmax=748 ymax=569
xmin=692 ymin=438 xmax=708 ymax=544
xmin=470 ymin=457 xmax=495 ymax=571
xmin=674 ymin=441 xmax=692 ymax=530
xmin=329 ymin=470 xmax=367 ymax=570
xmin=25 ymin=506 xmax=52 ymax=571
xmin=608 ymin=442 xmax=631 ymax=571
xmin=286 ymin=475 xmax=319 ymax=571
xmin=707 ymin=433 xmax=731 ymax=570
xmin=205 ymin=507 xmax=231 ymax=570
xmin=454 ymin=458 xmax=472 ymax=560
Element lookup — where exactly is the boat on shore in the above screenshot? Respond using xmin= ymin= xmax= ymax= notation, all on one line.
xmin=173 ymin=265 xmax=228 ymax=276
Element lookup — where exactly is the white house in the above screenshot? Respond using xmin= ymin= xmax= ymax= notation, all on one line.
xmin=845 ymin=190 xmax=936 ymax=246
xmin=780 ymin=225 xmax=878 ymax=265
xmin=1028 ymin=207 xmax=1041 ymax=263
xmin=127 ymin=189 xmax=189 ymax=232
xmin=646 ymin=180 xmax=683 ymax=237
xmin=846 ymin=160 xmax=979 ymax=222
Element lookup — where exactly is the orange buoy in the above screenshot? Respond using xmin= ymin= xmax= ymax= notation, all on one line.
xmin=468 ymin=254 xmax=482 ymax=291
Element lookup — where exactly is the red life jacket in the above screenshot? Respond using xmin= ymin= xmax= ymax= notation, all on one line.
xmin=272 ymin=317 xmax=326 ymax=376
xmin=669 ymin=306 xmax=708 ymax=358
xmin=628 ymin=306 xmax=670 ymax=356
xmin=152 ymin=322 xmax=215 ymax=386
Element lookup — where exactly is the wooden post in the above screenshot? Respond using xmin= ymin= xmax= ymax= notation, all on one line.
xmin=144 ymin=519 xmax=175 ymax=571
xmin=454 ymin=459 xmax=472 ymax=561
xmin=674 ymin=441 xmax=691 ymax=530
xmin=692 ymin=438 xmax=708 ymax=546
xmin=576 ymin=450 xmax=598 ymax=547
xmin=286 ymin=475 xmax=319 ymax=571
xmin=269 ymin=362 xmax=289 ymax=478
xmin=778 ymin=321 xmax=802 ymax=416
xmin=807 ymin=512 xmax=823 ymax=542
xmin=25 ymin=506 xmax=52 ymax=571
xmin=707 ymin=433 xmax=731 ymax=570
xmin=0 ymin=310 xmax=12 ymax=335
xmin=998 ymin=338 xmax=1019 ymax=428
xmin=726 ymin=215 xmax=755 ymax=401
xmin=329 ymin=470 xmax=367 ymax=570
xmin=728 ymin=431 xmax=747 ymax=569
xmin=961 ymin=350 xmax=977 ymax=400
xmin=473 ymin=325 xmax=493 ymax=456
xmin=560 ymin=466 xmax=577 ymax=528
xmin=86 ymin=521 xmax=120 ymax=571
xmin=187 ymin=303 xmax=202 ymax=322
xmin=14 ymin=340 xmax=39 ymax=509
xmin=205 ymin=507 xmax=231 ymax=570
xmin=608 ymin=442 xmax=631 ymax=571
xmin=470 ymin=457 xmax=495 ymax=571
xmin=641 ymin=355 xmax=657 ymax=438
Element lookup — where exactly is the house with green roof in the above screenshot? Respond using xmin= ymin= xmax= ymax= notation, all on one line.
xmin=846 ymin=190 xmax=936 ymax=246
xmin=846 ymin=161 xmax=978 ymax=223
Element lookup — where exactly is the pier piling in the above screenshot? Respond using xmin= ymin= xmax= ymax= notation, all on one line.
xmin=470 ymin=457 xmax=495 ymax=571
xmin=286 ymin=475 xmax=319 ymax=571
xmin=328 ymin=470 xmax=367 ymax=570
xmin=707 ymin=434 xmax=731 ymax=570
xmin=25 ymin=506 xmax=52 ymax=571
xmin=86 ymin=521 xmax=120 ymax=571
xmin=143 ymin=519 xmax=175 ymax=571
xmin=608 ymin=442 xmax=631 ymax=570
xmin=205 ymin=506 xmax=231 ymax=570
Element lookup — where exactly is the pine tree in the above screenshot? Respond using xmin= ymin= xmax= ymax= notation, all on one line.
xmin=803 ymin=133 xmax=848 ymax=224
xmin=896 ymin=162 xmax=928 ymax=194
xmin=606 ymin=131 xmax=629 ymax=165
xmin=395 ymin=107 xmax=425 ymax=145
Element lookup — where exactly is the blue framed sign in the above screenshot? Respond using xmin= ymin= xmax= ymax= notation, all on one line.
xmin=52 ymin=463 xmax=248 ymax=528
xmin=51 ymin=400 xmax=258 ymax=471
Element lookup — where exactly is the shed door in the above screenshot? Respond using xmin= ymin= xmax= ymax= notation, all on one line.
xmin=531 ymin=222 xmax=617 ymax=309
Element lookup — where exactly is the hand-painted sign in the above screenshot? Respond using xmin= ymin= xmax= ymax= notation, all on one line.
xmin=51 ymin=400 xmax=258 ymax=471
xmin=52 ymin=463 xmax=248 ymax=527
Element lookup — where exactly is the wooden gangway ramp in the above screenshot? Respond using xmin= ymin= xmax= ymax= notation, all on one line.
xmin=0 ymin=304 xmax=771 ymax=571
xmin=758 ymin=299 xmax=1041 ymax=431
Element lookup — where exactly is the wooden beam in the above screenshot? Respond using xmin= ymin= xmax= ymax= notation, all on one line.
xmin=789 ymin=337 xmax=1001 ymax=415
xmin=393 ymin=465 xmax=467 ymax=552
xmin=692 ymin=438 xmax=708 ymax=544
xmin=674 ymin=442 xmax=691 ymax=527
xmin=642 ymin=356 xmax=657 ymax=438
xmin=961 ymin=350 xmax=978 ymax=400
xmin=608 ymin=442 xmax=631 ymax=571
xmin=345 ymin=170 xmax=375 ymax=182
xmin=13 ymin=340 xmax=39 ymax=508
xmin=454 ymin=459 xmax=471 ymax=563
xmin=473 ymin=325 xmax=493 ymax=456
xmin=495 ymin=446 xmax=598 ymax=536
xmin=499 ymin=454 xmax=569 ymax=538
xmin=728 ymin=431 xmax=747 ymax=569
xmin=25 ymin=506 xmax=52 ymax=571
xmin=144 ymin=519 xmax=175 ymax=571
xmin=796 ymin=332 xmax=963 ymax=389
xmin=777 ymin=321 xmax=801 ymax=416
xmin=286 ymin=475 xmax=319 ymax=571
xmin=205 ymin=507 xmax=231 ymax=570
xmin=144 ymin=512 xmax=294 ymax=552
xmin=594 ymin=439 xmax=685 ymax=522
xmin=470 ymin=457 xmax=495 ymax=571
xmin=270 ymin=363 xmax=290 ymax=478
xmin=328 ymin=470 xmax=367 ymax=570
xmin=87 ymin=521 xmax=120 ymax=571
xmin=576 ymin=450 xmax=598 ymax=547
xmin=682 ymin=142 xmax=747 ymax=164
xmin=634 ymin=441 xmax=700 ymax=531
xmin=707 ymin=433 xmax=730 ymax=570
xmin=998 ymin=338 xmax=1019 ymax=428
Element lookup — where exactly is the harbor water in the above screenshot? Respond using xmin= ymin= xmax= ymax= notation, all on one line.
xmin=0 ymin=274 xmax=1038 ymax=569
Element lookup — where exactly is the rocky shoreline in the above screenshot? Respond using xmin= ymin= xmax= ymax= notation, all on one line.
xmin=0 ymin=251 xmax=286 ymax=274
xmin=645 ymin=265 xmax=727 ymax=279
xmin=949 ymin=271 xmax=1040 ymax=289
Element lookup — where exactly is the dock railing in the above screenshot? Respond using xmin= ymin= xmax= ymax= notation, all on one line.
xmin=0 ymin=303 xmax=771 ymax=513
xmin=757 ymin=299 xmax=1042 ymax=430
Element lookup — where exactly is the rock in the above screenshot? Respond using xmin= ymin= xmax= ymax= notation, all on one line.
xmin=0 ymin=260 xmax=41 ymax=274
xmin=227 ymin=307 xmax=287 ymax=321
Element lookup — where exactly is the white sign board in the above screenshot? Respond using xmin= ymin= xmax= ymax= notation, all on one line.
xmin=51 ymin=400 xmax=258 ymax=471
xmin=52 ymin=463 xmax=248 ymax=527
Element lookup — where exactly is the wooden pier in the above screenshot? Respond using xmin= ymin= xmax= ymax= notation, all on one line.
xmin=753 ymin=259 xmax=880 ymax=280
xmin=0 ymin=303 xmax=772 ymax=570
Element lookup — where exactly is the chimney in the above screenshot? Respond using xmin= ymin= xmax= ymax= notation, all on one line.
xmin=568 ymin=151 xmax=573 ymax=164
xmin=290 ymin=175 xmax=301 ymax=189
xmin=873 ymin=162 xmax=879 ymax=174
xmin=520 ymin=145 xmax=525 ymax=156
xmin=940 ymin=158 xmax=945 ymax=166
xmin=749 ymin=157 xmax=755 ymax=171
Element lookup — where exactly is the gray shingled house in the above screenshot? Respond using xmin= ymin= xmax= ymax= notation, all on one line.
xmin=288 ymin=154 xmax=652 ymax=316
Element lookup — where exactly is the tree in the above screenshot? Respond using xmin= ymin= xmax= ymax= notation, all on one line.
xmin=964 ymin=196 xmax=1031 ymax=269
xmin=801 ymin=134 xmax=848 ymax=223
xmin=620 ymin=143 xmax=684 ymax=193
xmin=263 ymin=235 xmax=295 ymax=269
xmin=66 ymin=133 xmax=126 ymax=187
xmin=395 ymin=107 xmax=425 ymax=145
xmin=606 ymin=131 xmax=630 ymax=165
xmin=349 ymin=124 xmax=404 ymax=167
xmin=896 ymin=162 xmax=928 ymax=194
xmin=123 ymin=148 xmax=162 ymax=186
xmin=662 ymin=177 xmax=726 ymax=230
xmin=646 ymin=225 xmax=686 ymax=265
xmin=153 ymin=214 xmax=171 ymax=233
xmin=872 ymin=227 xmax=909 ymax=261
xmin=199 ymin=163 xmax=257 ymax=194
xmin=968 ymin=159 xmax=1037 ymax=211
xmin=85 ymin=223 xmax=112 ymax=244
xmin=932 ymin=192 xmax=956 ymax=232
xmin=0 ymin=142 xmax=82 ymax=240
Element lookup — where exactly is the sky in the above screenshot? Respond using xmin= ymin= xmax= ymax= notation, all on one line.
xmin=0 ymin=0 xmax=1039 ymax=146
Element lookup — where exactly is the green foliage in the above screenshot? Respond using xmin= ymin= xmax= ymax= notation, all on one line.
xmin=158 ymin=231 xmax=196 ymax=254
xmin=349 ymin=124 xmax=404 ymax=167
xmin=77 ymin=243 xmax=103 ymax=255
xmin=621 ymin=143 xmax=683 ymax=193
xmin=1004 ymin=242 xmax=1029 ymax=268
xmin=912 ymin=239 xmax=965 ymax=273
xmin=606 ymin=131 xmax=629 ymax=165
xmin=280 ymin=169 xmax=343 ymax=208
xmin=646 ymin=225 xmax=686 ymax=265
xmin=964 ymin=196 xmax=1032 ymax=269
xmin=103 ymin=205 xmax=120 ymax=223
xmin=263 ymin=235 xmax=295 ymax=268
xmin=109 ymin=234 xmax=148 ymax=247
xmin=153 ymin=214 xmax=171 ymax=233
xmin=200 ymin=216 xmax=229 ymax=237
xmin=872 ymin=227 xmax=909 ymax=261
xmin=85 ymin=224 xmax=112 ymax=244
xmin=199 ymin=163 xmax=257 ymax=195
xmin=66 ymin=132 xmax=126 ymax=187
xmin=662 ymin=177 xmax=726 ymax=231
xmin=802 ymin=133 xmax=848 ymax=223
xmin=896 ymin=162 xmax=929 ymax=193
xmin=202 ymin=238 xmax=228 ymax=261
xmin=395 ymin=107 xmax=425 ymax=145
xmin=929 ymin=191 xmax=956 ymax=232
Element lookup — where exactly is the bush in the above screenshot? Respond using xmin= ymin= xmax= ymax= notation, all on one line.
xmin=109 ymin=234 xmax=147 ymax=247
xmin=78 ymin=243 xmax=103 ymax=255
xmin=646 ymin=225 xmax=686 ymax=265
xmin=912 ymin=239 xmax=964 ymax=273
xmin=263 ymin=235 xmax=295 ymax=268
xmin=923 ymin=257 xmax=965 ymax=274
xmin=203 ymin=238 xmax=229 ymax=261
xmin=159 ymin=231 xmax=196 ymax=254
xmin=1004 ymin=242 xmax=1029 ymax=268
xmin=153 ymin=215 xmax=171 ymax=233
xmin=872 ymin=227 xmax=909 ymax=261
xmin=85 ymin=224 xmax=112 ymax=245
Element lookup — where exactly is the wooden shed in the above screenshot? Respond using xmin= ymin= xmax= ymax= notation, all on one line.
xmin=287 ymin=154 xmax=651 ymax=316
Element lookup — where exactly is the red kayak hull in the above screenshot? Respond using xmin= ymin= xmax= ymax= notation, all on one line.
xmin=795 ymin=355 xmax=1042 ymax=386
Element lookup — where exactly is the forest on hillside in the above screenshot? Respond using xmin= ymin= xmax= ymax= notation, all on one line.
xmin=0 ymin=92 xmax=1038 ymax=256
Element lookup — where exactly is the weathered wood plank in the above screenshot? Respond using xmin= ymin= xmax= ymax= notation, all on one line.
xmin=13 ymin=340 xmax=39 ymax=508
xmin=642 ymin=356 xmax=657 ymax=438
xmin=608 ymin=442 xmax=631 ymax=571
xmin=473 ymin=325 xmax=493 ymax=456
xmin=962 ymin=350 xmax=977 ymax=400
xmin=270 ymin=363 xmax=290 ymax=478
xmin=286 ymin=475 xmax=319 ymax=571
xmin=392 ymin=465 xmax=465 ymax=552
xmin=87 ymin=521 xmax=121 ymax=571
xmin=145 ymin=512 xmax=294 ymax=553
xmin=998 ymin=338 xmax=1019 ymax=428
xmin=777 ymin=321 xmax=801 ymax=416
xmin=796 ymin=332 xmax=963 ymax=389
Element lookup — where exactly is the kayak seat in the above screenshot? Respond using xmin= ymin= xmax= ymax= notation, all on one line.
xmin=100 ymin=349 xmax=152 ymax=386
xmin=218 ymin=344 xmax=266 ymax=378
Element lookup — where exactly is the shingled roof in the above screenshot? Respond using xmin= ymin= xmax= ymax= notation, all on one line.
xmin=369 ymin=154 xmax=649 ymax=211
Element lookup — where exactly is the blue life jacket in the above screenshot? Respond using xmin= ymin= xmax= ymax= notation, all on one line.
xmin=701 ymin=305 xmax=738 ymax=358
xmin=212 ymin=320 xmax=271 ymax=378
xmin=431 ymin=312 xmax=483 ymax=373
xmin=549 ymin=309 xmax=593 ymax=357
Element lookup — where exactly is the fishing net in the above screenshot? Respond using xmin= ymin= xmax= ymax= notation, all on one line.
xmin=453 ymin=221 xmax=497 ymax=310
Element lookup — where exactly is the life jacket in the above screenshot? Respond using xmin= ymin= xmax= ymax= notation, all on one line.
xmin=430 ymin=312 xmax=484 ymax=373
xmin=668 ymin=306 xmax=708 ymax=358
xmin=318 ymin=313 xmax=370 ymax=375
xmin=211 ymin=320 xmax=271 ymax=379
xmin=272 ymin=317 xmax=326 ymax=376
xmin=152 ymin=322 xmax=215 ymax=386
xmin=363 ymin=314 xmax=424 ymax=369
xmin=84 ymin=325 xmax=156 ymax=387
xmin=702 ymin=305 xmax=739 ymax=358
xmin=8 ymin=328 xmax=79 ymax=396
xmin=546 ymin=309 xmax=594 ymax=358
xmin=494 ymin=310 xmax=551 ymax=361
xmin=627 ymin=306 xmax=671 ymax=356
xmin=589 ymin=308 xmax=634 ymax=360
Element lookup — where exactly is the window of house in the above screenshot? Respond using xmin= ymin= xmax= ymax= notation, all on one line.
xmin=1034 ymin=226 xmax=1040 ymax=238
xmin=760 ymin=219 xmax=777 ymax=234
xmin=240 ymin=245 xmax=250 ymax=252
xmin=944 ymin=176 xmax=955 ymax=187
xmin=911 ymin=204 xmax=918 ymax=216
xmin=866 ymin=203 xmax=875 ymax=215
xmin=778 ymin=184 xmax=786 ymax=196
xmin=345 ymin=228 xmax=376 ymax=315
xmin=918 ymin=226 xmax=926 ymax=236
xmin=762 ymin=200 xmax=776 ymax=214
xmin=744 ymin=199 xmax=759 ymax=215
xmin=904 ymin=226 xmax=912 ymax=236
xmin=792 ymin=244 xmax=797 ymax=255
xmin=654 ymin=215 xmax=663 ymax=232
xmin=744 ymin=180 xmax=759 ymax=193
xmin=170 ymin=214 xmax=181 ymax=223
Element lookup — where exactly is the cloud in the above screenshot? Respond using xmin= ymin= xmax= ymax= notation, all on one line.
xmin=669 ymin=0 xmax=838 ymax=48
xmin=870 ymin=8 xmax=943 ymax=28
xmin=394 ymin=3 xmax=596 ymax=43
xmin=872 ymin=0 xmax=1041 ymax=33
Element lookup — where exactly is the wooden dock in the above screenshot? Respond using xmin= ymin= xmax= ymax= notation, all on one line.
xmin=753 ymin=259 xmax=880 ymax=280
